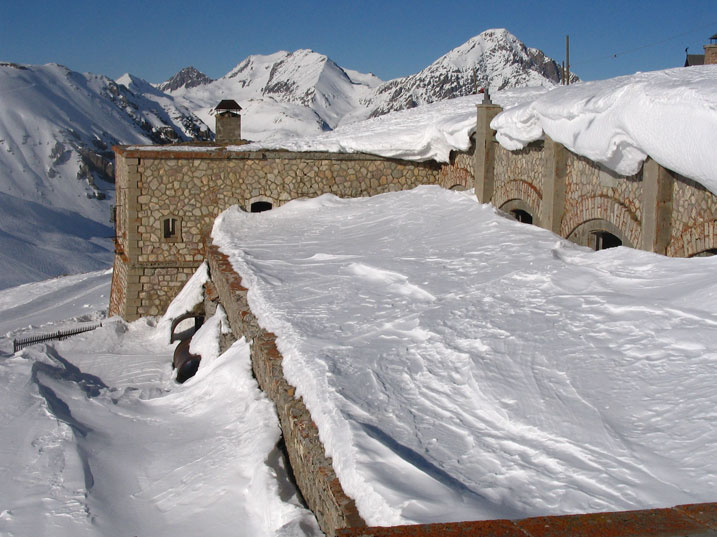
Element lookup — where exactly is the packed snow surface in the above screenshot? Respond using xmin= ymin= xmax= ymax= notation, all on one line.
xmin=491 ymin=65 xmax=717 ymax=193
xmin=0 ymin=271 xmax=319 ymax=536
xmin=213 ymin=186 xmax=717 ymax=526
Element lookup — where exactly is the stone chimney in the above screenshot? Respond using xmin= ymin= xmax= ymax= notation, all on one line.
xmin=705 ymin=33 xmax=717 ymax=65
xmin=214 ymin=99 xmax=242 ymax=143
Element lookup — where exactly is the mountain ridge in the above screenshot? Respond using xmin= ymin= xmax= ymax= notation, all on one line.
xmin=160 ymin=28 xmax=571 ymax=135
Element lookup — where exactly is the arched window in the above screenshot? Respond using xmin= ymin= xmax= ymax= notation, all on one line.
xmin=567 ymin=218 xmax=632 ymax=251
xmin=498 ymin=199 xmax=538 ymax=227
xmin=250 ymin=201 xmax=273 ymax=213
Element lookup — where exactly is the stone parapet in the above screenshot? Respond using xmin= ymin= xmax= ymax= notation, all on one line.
xmin=336 ymin=503 xmax=717 ymax=537
xmin=206 ymin=243 xmax=365 ymax=536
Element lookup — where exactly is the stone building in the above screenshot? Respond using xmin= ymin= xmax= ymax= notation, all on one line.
xmin=474 ymin=102 xmax=717 ymax=258
xmin=110 ymin=99 xmax=717 ymax=321
xmin=109 ymin=105 xmax=473 ymax=320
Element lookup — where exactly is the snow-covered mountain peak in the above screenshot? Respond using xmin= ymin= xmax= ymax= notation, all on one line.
xmin=157 ymin=66 xmax=213 ymax=93
xmin=116 ymin=72 xmax=165 ymax=97
xmin=351 ymin=28 xmax=569 ymax=121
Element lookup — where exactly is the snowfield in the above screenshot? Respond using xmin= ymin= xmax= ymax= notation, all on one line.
xmin=2 ymin=186 xmax=717 ymax=534
xmin=0 ymin=272 xmax=320 ymax=537
xmin=2 ymin=61 xmax=717 ymax=535
xmin=213 ymin=186 xmax=717 ymax=526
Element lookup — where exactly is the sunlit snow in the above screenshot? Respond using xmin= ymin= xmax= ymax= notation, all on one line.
xmin=213 ymin=186 xmax=717 ymax=526
xmin=0 ymin=272 xmax=320 ymax=537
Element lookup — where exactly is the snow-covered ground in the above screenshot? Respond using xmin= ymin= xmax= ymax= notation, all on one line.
xmin=0 ymin=271 xmax=320 ymax=537
xmin=213 ymin=186 xmax=717 ymax=527
xmin=135 ymin=87 xmax=547 ymax=163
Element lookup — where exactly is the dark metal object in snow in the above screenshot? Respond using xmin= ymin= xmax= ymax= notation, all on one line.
xmin=170 ymin=311 xmax=205 ymax=383
xmin=13 ymin=323 xmax=103 ymax=353
xmin=172 ymin=338 xmax=201 ymax=383
xmin=170 ymin=311 xmax=204 ymax=343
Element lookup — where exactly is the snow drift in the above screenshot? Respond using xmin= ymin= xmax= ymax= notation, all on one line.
xmin=491 ymin=65 xmax=717 ymax=193
xmin=213 ymin=186 xmax=717 ymax=526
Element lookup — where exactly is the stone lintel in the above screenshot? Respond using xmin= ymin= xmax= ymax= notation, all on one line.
xmin=129 ymin=261 xmax=202 ymax=270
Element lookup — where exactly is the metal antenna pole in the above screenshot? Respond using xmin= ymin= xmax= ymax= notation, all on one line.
xmin=566 ymin=35 xmax=570 ymax=85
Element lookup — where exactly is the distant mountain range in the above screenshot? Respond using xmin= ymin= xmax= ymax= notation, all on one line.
xmin=159 ymin=28 xmax=571 ymax=140
xmin=0 ymin=28 xmax=571 ymax=289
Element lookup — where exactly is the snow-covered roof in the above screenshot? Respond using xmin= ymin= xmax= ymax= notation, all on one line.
xmin=212 ymin=186 xmax=717 ymax=526
xmin=491 ymin=65 xmax=717 ymax=193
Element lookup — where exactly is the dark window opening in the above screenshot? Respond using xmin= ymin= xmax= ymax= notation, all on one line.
xmin=691 ymin=248 xmax=717 ymax=258
xmin=593 ymin=231 xmax=622 ymax=251
xmin=163 ymin=218 xmax=177 ymax=239
xmin=511 ymin=209 xmax=533 ymax=225
xmin=251 ymin=201 xmax=273 ymax=213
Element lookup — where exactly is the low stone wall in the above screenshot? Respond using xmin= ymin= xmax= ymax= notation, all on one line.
xmin=337 ymin=503 xmax=717 ymax=537
xmin=206 ymin=244 xmax=365 ymax=536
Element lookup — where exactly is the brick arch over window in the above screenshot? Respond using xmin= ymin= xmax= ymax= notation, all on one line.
xmin=498 ymin=199 xmax=540 ymax=227
xmin=561 ymin=196 xmax=641 ymax=248
xmin=439 ymin=164 xmax=472 ymax=191
xmin=492 ymin=180 xmax=542 ymax=221
xmin=567 ymin=218 xmax=633 ymax=249
xmin=667 ymin=219 xmax=717 ymax=257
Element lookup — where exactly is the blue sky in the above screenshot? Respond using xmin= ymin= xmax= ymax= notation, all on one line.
xmin=2 ymin=0 xmax=715 ymax=83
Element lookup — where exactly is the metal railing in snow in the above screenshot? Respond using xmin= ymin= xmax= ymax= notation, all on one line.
xmin=12 ymin=322 xmax=103 ymax=353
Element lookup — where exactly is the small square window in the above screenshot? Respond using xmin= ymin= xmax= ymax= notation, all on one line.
xmin=162 ymin=217 xmax=181 ymax=242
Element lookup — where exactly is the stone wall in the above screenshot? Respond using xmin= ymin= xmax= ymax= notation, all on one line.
xmin=493 ymin=143 xmax=544 ymax=224
xmin=669 ymin=173 xmax=717 ymax=257
xmin=475 ymin=103 xmax=717 ymax=257
xmin=110 ymin=146 xmax=445 ymax=320
xmin=206 ymin=244 xmax=365 ymax=536
xmin=438 ymin=142 xmax=475 ymax=190
xmin=561 ymin=153 xmax=643 ymax=248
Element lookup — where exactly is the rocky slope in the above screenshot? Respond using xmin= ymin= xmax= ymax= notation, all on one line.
xmin=356 ymin=28 xmax=569 ymax=119
xmin=156 ymin=66 xmax=214 ymax=92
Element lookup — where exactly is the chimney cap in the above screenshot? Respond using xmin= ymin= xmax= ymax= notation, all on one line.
xmin=215 ymin=99 xmax=242 ymax=112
